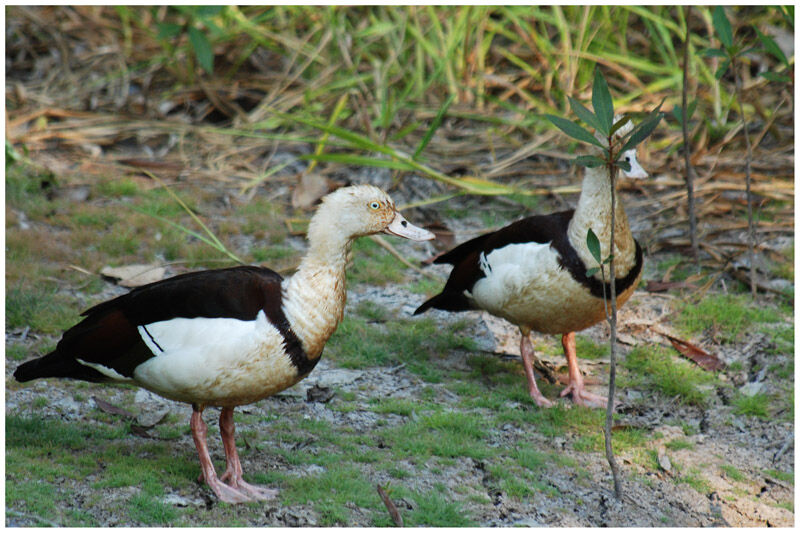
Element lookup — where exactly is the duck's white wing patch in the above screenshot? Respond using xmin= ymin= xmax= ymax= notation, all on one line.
xmin=133 ymin=310 xmax=297 ymax=404
xmin=471 ymin=241 xmax=559 ymax=313
xmin=76 ymin=359 xmax=134 ymax=382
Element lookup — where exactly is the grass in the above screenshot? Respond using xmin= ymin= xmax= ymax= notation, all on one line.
xmin=380 ymin=410 xmax=491 ymax=461
xmin=676 ymin=294 xmax=783 ymax=343
xmin=622 ymin=345 xmax=716 ymax=405
xmin=731 ymin=392 xmax=770 ymax=419
xmin=720 ymin=464 xmax=747 ymax=483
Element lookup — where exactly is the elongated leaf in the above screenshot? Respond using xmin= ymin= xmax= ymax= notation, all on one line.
xmin=188 ymin=27 xmax=213 ymax=72
xmin=156 ymin=22 xmax=182 ymax=40
xmin=302 ymin=153 xmax=416 ymax=172
xmin=699 ymin=47 xmax=727 ymax=58
xmin=545 ymin=114 xmax=606 ymax=149
xmin=755 ymin=28 xmax=789 ymax=67
xmin=671 ymin=106 xmax=683 ymax=127
xmin=609 ymin=114 xmax=633 ymax=137
xmin=712 ymin=6 xmax=734 ymax=49
xmin=586 ymin=228 xmax=602 ymax=264
xmin=619 ymin=106 xmax=664 ymax=154
xmin=617 ymin=160 xmax=631 ymax=172
xmin=760 ymin=71 xmax=791 ymax=83
xmin=575 ymin=155 xmax=606 ymax=168
xmin=568 ymin=96 xmax=601 ymax=131
xmin=592 ymin=70 xmax=614 ymax=136
xmin=415 ymin=94 xmax=454 ymax=160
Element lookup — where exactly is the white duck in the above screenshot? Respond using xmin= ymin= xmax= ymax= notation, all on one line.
xmin=416 ymin=118 xmax=647 ymax=408
xmin=15 ymin=184 xmax=434 ymax=503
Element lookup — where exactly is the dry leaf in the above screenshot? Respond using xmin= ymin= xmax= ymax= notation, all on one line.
xmin=101 ymin=264 xmax=166 ymax=287
xmin=425 ymin=221 xmax=456 ymax=250
xmin=376 ymin=485 xmax=403 ymax=527
xmin=136 ymin=408 xmax=169 ymax=428
xmin=663 ymin=334 xmax=724 ymax=371
xmin=645 ymin=280 xmax=698 ymax=292
xmin=93 ymin=396 xmax=135 ymax=418
xmin=291 ymin=173 xmax=330 ymax=209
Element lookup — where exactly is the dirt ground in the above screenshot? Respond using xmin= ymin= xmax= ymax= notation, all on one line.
xmin=5 ymin=206 xmax=795 ymax=525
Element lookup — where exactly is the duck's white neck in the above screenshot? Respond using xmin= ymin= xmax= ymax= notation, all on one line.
xmin=567 ymin=165 xmax=637 ymax=272
xmin=281 ymin=215 xmax=353 ymax=360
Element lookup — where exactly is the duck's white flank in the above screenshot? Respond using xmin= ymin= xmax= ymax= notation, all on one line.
xmin=131 ymin=310 xmax=296 ymax=406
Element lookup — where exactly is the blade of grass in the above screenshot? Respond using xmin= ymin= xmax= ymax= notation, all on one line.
xmin=142 ymin=171 xmax=243 ymax=264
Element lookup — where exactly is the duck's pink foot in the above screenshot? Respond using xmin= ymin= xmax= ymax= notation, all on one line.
xmin=203 ymin=473 xmax=253 ymax=504
xmin=559 ymin=383 xmax=608 ymax=408
xmin=220 ymin=470 xmax=278 ymax=500
xmin=529 ymin=390 xmax=555 ymax=408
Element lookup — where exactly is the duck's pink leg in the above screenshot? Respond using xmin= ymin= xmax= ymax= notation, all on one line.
xmin=190 ymin=406 xmax=250 ymax=504
xmin=559 ymin=332 xmax=608 ymax=408
xmin=219 ymin=407 xmax=278 ymax=500
xmin=519 ymin=329 xmax=554 ymax=408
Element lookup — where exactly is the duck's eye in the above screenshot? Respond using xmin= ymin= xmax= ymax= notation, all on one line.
xmin=369 ymin=201 xmax=382 ymax=210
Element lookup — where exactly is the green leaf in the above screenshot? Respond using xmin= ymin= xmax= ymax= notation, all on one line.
xmin=617 ymin=160 xmax=631 ymax=172
xmin=188 ymin=27 xmax=213 ymax=73
xmin=586 ymin=228 xmax=602 ymax=264
xmin=760 ymin=71 xmax=791 ymax=83
xmin=619 ymin=101 xmax=665 ymax=154
xmin=568 ymin=97 xmax=601 ymax=131
xmin=755 ymin=28 xmax=789 ymax=67
xmin=586 ymin=267 xmax=600 ymax=277
xmin=156 ymin=22 xmax=182 ymax=40
xmin=603 ymin=253 xmax=615 ymax=265
xmin=575 ymin=155 xmax=606 ymax=168
xmin=592 ymin=69 xmax=614 ymax=136
xmin=609 ymin=114 xmax=633 ymax=137
xmin=712 ymin=6 xmax=734 ymax=49
xmin=415 ymin=94 xmax=454 ymax=160
xmin=545 ymin=115 xmax=606 ymax=149
xmin=699 ymin=47 xmax=727 ymax=58
xmin=715 ymin=59 xmax=731 ymax=80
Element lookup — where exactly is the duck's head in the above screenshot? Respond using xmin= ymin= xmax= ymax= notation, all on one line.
xmin=595 ymin=115 xmax=648 ymax=179
xmin=309 ymin=184 xmax=434 ymax=242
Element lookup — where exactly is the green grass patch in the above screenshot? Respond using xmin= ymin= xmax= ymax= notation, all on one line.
xmin=622 ymin=345 xmax=715 ymax=405
xmin=6 ymin=285 xmax=81 ymax=335
xmin=720 ymin=464 xmax=747 ymax=482
xmin=348 ymin=237 xmax=408 ymax=285
xmin=732 ymin=392 xmax=770 ymax=419
xmin=326 ymin=314 xmax=476 ymax=382
xmin=665 ymin=438 xmax=695 ymax=451
xmin=283 ymin=465 xmax=380 ymax=526
xmin=380 ymin=410 xmax=491 ymax=460
xmin=764 ymin=468 xmax=793 ymax=484
xmin=676 ymin=294 xmax=782 ymax=343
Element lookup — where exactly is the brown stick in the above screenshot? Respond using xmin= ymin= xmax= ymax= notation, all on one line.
xmin=681 ymin=6 xmax=699 ymax=264
xmin=732 ymin=58 xmax=757 ymax=297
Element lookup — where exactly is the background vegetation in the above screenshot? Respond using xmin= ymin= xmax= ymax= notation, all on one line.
xmin=5 ymin=5 xmax=794 ymax=527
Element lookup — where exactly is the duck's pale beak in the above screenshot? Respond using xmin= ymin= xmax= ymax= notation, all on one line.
xmin=384 ymin=212 xmax=435 ymax=241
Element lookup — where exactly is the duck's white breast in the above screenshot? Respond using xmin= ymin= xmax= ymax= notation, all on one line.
xmin=132 ymin=310 xmax=299 ymax=406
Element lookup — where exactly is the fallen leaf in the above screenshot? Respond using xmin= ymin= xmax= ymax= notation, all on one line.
xmin=424 ymin=221 xmax=455 ymax=250
xmin=101 ymin=264 xmax=166 ymax=287
xmin=136 ymin=407 xmax=169 ymax=428
xmin=377 ymin=485 xmax=404 ymax=527
xmin=291 ymin=173 xmax=330 ymax=209
xmin=93 ymin=396 xmax=135 ymax=418
xmin=663 ymin=334 xmax=724 ymax=371
xmin=645 ymin=280 xmax=698 ymax=292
